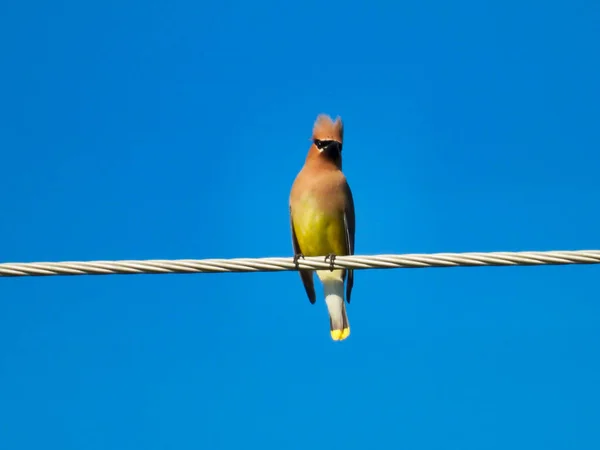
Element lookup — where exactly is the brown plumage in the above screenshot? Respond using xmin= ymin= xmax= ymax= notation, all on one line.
xmin=289 ymin=114 xmax=355 ymax=341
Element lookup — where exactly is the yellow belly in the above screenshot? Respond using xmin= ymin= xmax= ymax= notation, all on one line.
xmin=292 ymin=201 xmax=347 ymax=258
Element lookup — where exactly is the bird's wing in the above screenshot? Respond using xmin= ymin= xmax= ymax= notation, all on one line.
xmin=343 ymin=182 xmax=356 ymax=303
xmin=290 ymin=207 xmax=316 ymax=304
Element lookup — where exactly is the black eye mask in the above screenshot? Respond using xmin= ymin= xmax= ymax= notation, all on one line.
xmin=314 ymin=139 xmax=342 ymax=152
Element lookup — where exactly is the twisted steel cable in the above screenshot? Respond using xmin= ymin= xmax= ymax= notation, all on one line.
xmin=1 ymin=250 xmax=599 ymax=278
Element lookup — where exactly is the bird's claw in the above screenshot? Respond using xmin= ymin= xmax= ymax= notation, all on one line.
xmin=324 ymin=253 xmax=337 ymax=271
xmin=293 ymin=253 xmax=305 ymax=266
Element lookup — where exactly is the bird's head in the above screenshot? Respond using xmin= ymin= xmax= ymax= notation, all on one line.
xmin=308 ymin=114 xmax=344 ymax=168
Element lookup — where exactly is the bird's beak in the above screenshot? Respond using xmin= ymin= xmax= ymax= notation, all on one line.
xmin=324 ymin=141 xmax=342 ymax=158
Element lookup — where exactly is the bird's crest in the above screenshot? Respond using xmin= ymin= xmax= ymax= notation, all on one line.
xmin=312 ymin=114 xmax=344 ymax=143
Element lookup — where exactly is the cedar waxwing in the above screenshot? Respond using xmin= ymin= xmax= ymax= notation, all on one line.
xmin=289 ymin=114 xmax=356 ymax=341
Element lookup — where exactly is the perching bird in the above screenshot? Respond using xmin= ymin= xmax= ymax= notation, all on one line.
xmin=289 ymin=114 xmax=355 ymax=341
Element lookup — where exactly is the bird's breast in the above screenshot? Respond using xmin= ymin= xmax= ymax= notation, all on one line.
xmin=291 ymin=192 xmax=347 ymax=258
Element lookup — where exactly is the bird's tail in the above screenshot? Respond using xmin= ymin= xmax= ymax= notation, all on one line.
xmin=322 ymin=278 xmax=350 ymax=341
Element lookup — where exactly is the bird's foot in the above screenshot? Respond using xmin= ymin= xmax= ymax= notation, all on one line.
xmin=324 ymin=253 xmax=337 ymax=271
xmin=293 ymin=253 xmax=305 ymax=266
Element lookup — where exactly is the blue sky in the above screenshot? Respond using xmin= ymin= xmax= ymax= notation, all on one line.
xmin=1 ymin=0 xmax=600 ymax=448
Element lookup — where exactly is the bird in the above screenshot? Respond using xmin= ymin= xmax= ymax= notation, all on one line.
xmin=289 ymin=113 xmax=356 ymax=341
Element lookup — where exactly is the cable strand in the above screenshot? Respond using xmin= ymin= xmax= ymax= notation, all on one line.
xmin=1 ymin=250 xmax=599 ymax=278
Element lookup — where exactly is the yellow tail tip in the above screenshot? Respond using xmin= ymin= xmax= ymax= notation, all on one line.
xmin=330 ymin=327 xmax=350 ymax=341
